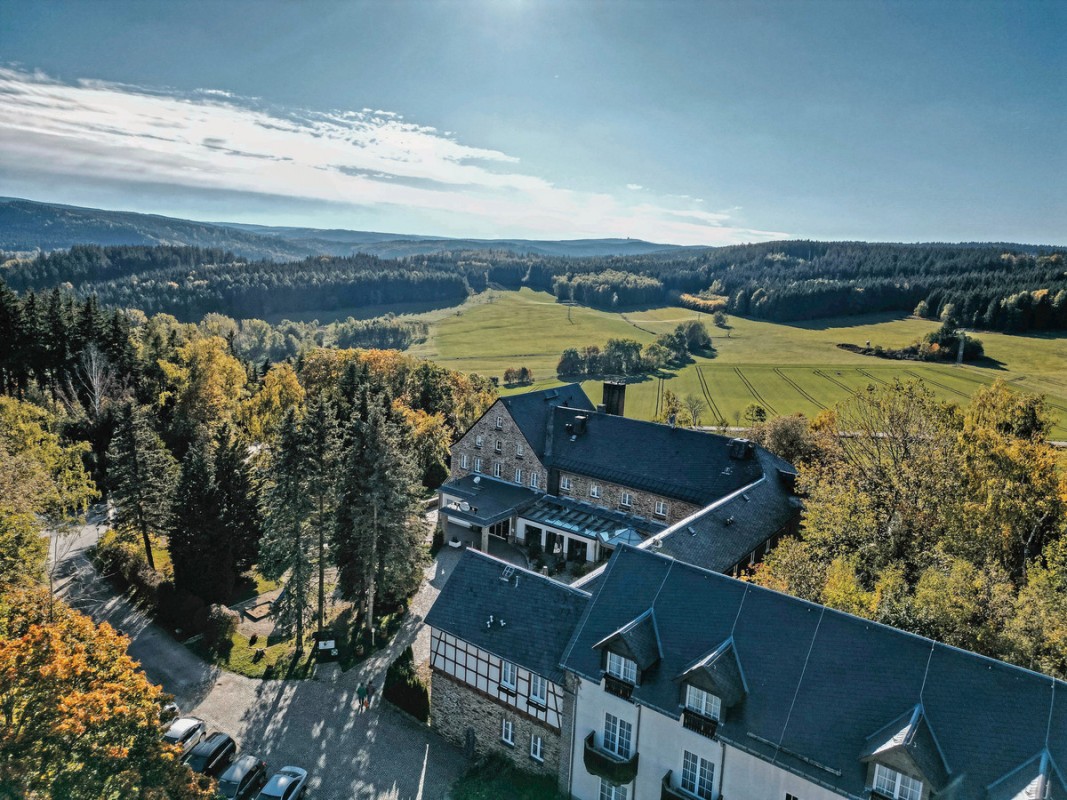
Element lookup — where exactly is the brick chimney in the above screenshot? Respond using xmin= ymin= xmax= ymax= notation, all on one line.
xmin=602 ymin=381 xmax=626 ymax=417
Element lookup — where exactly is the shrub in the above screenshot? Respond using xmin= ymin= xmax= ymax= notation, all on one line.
xmin=382 ymin=646 xmax=430 ymax=722
xmin=203 ymin=604 xmax=239 ymax=652
xmin=94 ymin=534 xmax=162 ymax=609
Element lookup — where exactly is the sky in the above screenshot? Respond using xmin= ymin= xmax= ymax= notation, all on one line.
xmin=0 ymin=0 xmax=1063 ymax=245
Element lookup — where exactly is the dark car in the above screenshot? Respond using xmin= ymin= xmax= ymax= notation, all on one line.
xmin=217 ymin=754 xmax=268 ymax=799
xmin=183 ymin=731 xmax=237 ymax=777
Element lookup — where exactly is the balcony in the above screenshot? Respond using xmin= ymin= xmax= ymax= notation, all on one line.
xmin=604 ymin=674 xmax=635 ymax=701
xmin=682 ymin=709 xmax=719 ymax=740
xmin=583 ymin=731 xmax=639 ymax=785
xmin=661 ymin=770 xmax=690 ymax=800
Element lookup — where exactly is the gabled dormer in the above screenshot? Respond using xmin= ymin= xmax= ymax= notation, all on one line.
xmin=861 ymin=704 xmax=950 ymax=800
xmin=674 ymin=637 xmax=747 ymax=739
xmin=986 ymin=749 xmax=1067 ymax=800
xmin=592 ymin=608 xmax=662 ymax=700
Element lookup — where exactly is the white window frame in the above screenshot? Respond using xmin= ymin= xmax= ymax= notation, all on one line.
xmin=654 ymin=500 xmax=669 ymax=518
xmin=495 ymin=415 xmax=504 ymax=430
xmin=603 ymin=713 xmax=633 ymax=759
xmin=495 ymin=439 xmax=503 ymax=453
xmin=685 ymin=685 xmax=722 ymax=721
xmin=514 ymin=467 xmax=523 ymax=484
xmin=460 ymin=453 xmax=469 ymax=469
xmin=529 ymin=673 xmax=547 ymax=705
xmin=606 ymin=651 xmax=637 ymax=684
xmin=873 ymin=763 xmax=923 ymax=800
xmin=620 ymin=491 xmax=633 ymax=509
xmin=599 ymin=779 xmax=629 ymax=800
xmin=501 ymin=716 xmax=514 ymax=745
xmin=500 ymin=660 xmax=517 ymax=690
xmin=473 ymin=457 xmax=483 ymax=473
xmin=530 ymin=472 xmax=540 ymax=489
xmin=589 ymin=483 xmax=601 ymax=498
xmin=516 ymin=442 xmax=525 ymax=458
xmin=681 ymin=750 xmax=715 ymax=800
xmin=530 ymin=734 xmax=544 ymax=762
xmin=475 ymin=434 xmax=484 ymax=448
xmin=493 ymin=462 xmax=503 ymax=478
xmin=560 ymin=475 xmax=573 ymax=492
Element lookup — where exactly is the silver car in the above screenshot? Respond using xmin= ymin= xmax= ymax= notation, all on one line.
xmin=256 ymin=766 xmax=308 ymax=799
xmin=162 ymin=716 xmax=206 ymax=756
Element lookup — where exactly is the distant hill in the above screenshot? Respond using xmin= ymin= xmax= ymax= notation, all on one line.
xmin=0 ymin=198 xmax=690 ymax=260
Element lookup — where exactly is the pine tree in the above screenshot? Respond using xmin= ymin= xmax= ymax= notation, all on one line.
xmin=107 ymin=404 xmax=178 ymax=571
xmin=259 ymin=411 xmax=315 ymax=650
xmin=213 ymin=425 xmax=262 ymax=575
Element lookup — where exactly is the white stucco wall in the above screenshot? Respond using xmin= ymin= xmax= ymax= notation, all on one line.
xmin=719 ymin=744 xmax=845 ymax=800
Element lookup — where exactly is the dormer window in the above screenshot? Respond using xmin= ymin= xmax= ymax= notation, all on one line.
xmin=872 ymin=764 xmax=923 ymax=800
xmin=685 ymin=685 xmax=721 ymax=721
xmin=606 ymin=651 xmax=637 ymax=685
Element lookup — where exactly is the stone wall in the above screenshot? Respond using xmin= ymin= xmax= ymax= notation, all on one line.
xmin=450 ymin=402 xmax=548 ymax=492
xmin=556 ymin=470 xmax=700 ymax=526
xmin=431 ymin=670 xmax=562 ymax=778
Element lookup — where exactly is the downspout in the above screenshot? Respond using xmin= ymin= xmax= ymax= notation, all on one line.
xmin=567 ymin=676 xmax=579 ymax=799
xmin=633 ymin=702 xmax=643 ymax=800
xmin=717 ymin=738 xmax=726 ymax=800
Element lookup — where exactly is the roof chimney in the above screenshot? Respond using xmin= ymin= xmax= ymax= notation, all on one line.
xmin=574 ymin=415 xmax=588 ymax=435
xmin=603 ymin=381 xmax=626 ymax=417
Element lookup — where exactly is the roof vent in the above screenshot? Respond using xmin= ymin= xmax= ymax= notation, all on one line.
xmin=724 ymin=516 xmax=735 ymax=526
xmin=728 ymin=438 xmax=754 ymax=460
xmin=687 ymin=526 xmax=698 ymax=537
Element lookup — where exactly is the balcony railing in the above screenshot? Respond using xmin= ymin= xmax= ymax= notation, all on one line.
xmin=682 ymin=709 xmax=719 ymax=740
xmin=583 ymin=731 xmax=639 ymax=785
xmin=661 ymin=770 xmax=690 ymax=800
xmin=604 ymin=674 xmax=635 ymax=701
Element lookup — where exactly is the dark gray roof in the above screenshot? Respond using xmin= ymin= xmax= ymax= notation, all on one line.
xmin=439 ymin=474 xmax=540 ymax=526
xmin=500 ymin=384 xmax=594 ymax=460
xmin=593 ymin=609 xmax=662 ymax=671
xmin=549 ymin=408 xmax=763 ymax=506
xmin=524 ymin=494 xmax=666 ymax=541
xmin=676 ymin=638 xmax=748 ymax=709
xmin=650 ymin=447 xmax=801 ymax=571
xmin=986 ymin=749 xmax=1067 ymax=800
xmin=860 ymin=705 xmax=950 ymax=792
xmin=561 ymin=545 xmax=1067 ymax=800
xmin=425 ymin=549 xmax=589 ymax=684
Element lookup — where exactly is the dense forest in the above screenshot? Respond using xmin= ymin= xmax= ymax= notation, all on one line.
xmin=4 ymin=240 xmax=1066 ymax=333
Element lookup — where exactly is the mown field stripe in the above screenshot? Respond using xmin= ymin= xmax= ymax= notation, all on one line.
xmin=734 ymin=367 xmax=779 ymax=415
xmin=903 ymin=369 xmax=970 ymax=398
xmin=696 ymin=366 xmax=725 ymax=423
xmin=774 ymin=368 xmax=827 ymax=410
xmin=814 ymin=368 xmax=859 ymax=394
xmin=856 ymin=368 xmax=889 ymax=386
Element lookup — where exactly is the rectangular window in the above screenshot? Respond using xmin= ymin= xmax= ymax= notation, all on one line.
xmin=530 ymin=472 xmax=540 ymax=489
xmin=530 ymin=734 xmax=544 ymax=762
xmin=495 ymin=439 xmax=503 ymax=453
xmin=493 ymin=462 xmax=503 ymax=478
xmin=786 ymin=794 xmax=801 ymax=800
xmin=560 ymin=476 xmax=573 ymax=492
xmin=686 ymin=685 xmax=722 ymax=720
xmin=495 ymin=415 xmax=504 ymax=430
xmin=603 ymin=713 xmax=633 ymax=759
xmin=589 ymin=483 xmax=601 ymax=498
xmin=599 ymin=780 xmax=628 ymax=800
xmin=516 ymin=442 xmax=525 ymax=458
xmin=500 ymin=660 xmax=517 ymax=690
xmin=681 ymin=751 xmax=715 ymax=800
xmin=514 ymin=467 xmax=523 ymax=484
xmin=620 ymin=492 xmax=633 ymax=508
xmin=474 ymin=457 xmax=483 ymax=473
xmin=873 ymin=764 xmax=923 ymax=800
xmin=529 ymin=674 xmax=547 ymax=705
xmin=460 ymin=453 xmax=469 ymax=469
xmin=606 ymin=651 xmax=637 ymax=684
xmin=501 ymin=717 xmax=514 ymax=745
xmin=475 ymin=434 xmax=484 ymax=448
xmin=654 ymin=500 xmax=669 ymax=518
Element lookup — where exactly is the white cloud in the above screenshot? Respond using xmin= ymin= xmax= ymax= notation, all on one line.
xmin=0 ymin=68 xmax=787 ymax=245
xmin=626 ymin=183 xmax=643 ymax=190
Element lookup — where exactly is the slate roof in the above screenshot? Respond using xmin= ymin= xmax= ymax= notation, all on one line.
xmin=647 ymin=447 xmax=801 ymax=571
xmin=523 ymin=494 xmax=666 ymax=542
xmin=548 ymin=408 xmax=763 ymax=506
xmin=425 ymin=549 xmax=589 ymax=685
xmin=499 ymin=384 xmax=595 ymax=460
xmin=561 ymin=545 xmax=1067 ymax=800
xmin=593 ymin=609 xmax=662 ymax=671
xmin=439 ymin=474 xmax=541 ymax=526
xmin=986 ymin=749 xmax=1067 ymax=800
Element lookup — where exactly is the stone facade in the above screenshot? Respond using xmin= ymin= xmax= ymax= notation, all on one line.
xmin=450 ymin=403 xmax=547 ymax=492
xmin=431 ymin=670 xmax=563 ymax=778
xmin=556 ymin=470 xmax=700 ymax=526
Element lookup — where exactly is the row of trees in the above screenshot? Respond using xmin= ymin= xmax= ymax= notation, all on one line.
xmin=751 ymin=380 xmax=1067 ymax=678
xmin=556 ymin=321 xmax=713 ymax=377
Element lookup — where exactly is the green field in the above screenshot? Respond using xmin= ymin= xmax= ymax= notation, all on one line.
xmin=401 ymin=288 xmax=1067 ymax=438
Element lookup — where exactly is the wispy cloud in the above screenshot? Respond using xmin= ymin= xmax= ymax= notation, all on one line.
xmin=0 ymin=68 xmax=787 ymax=245
xmin=626 ymin=183 xmax=643 ymax=191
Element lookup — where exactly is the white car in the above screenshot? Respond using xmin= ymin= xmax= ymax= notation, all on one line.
xmin=161 ymin=716 xmax=206 ymax=756
xmin=256 ymin=766 xmax=308 ymax=799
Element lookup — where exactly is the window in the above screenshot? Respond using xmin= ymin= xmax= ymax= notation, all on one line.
xmin=786 ymin=794 xmax=801 ymax=800
xmin=530 ymin=734 xmax=544 ymax=762
xmin=529 ymin=674 xmax=547 ymax=705
xmin=681 ymin=750 xmax=715 ymax=800
xmin=474 ymin=457 xmax=483 ymax=473
xmin=495 ymin=415 xmax=504 ymax=430
xmin=514 ymin=467 xmax=523 ymax=484
xmin=516 ymin=442 xmax=525 ymax=458
xmin=589 ymin=483 xmax=601 ymax=498
xmin=560 ymin=476 xmax=573 ymax=492
xmin=620 ymin=492 xmax=633 ymax=509
xmin=495 ymin=439 xmax=503 ymax=453
xmin=500 ymin=660 xmax=517 ymax=690
xmin=606 ymin=651 xmax=637 ymax=684
xmin=603 ymin=713 xmax=633 ymax=759
xmin=599 ymin=780 xmax=628 ymax=800
xmin=873 ymin=764 xmax=923 ymax=800
xmin=654 ymin=500 xmax=669 ymax=518
xmin=530 ymin=472 xmax=540 ymax=489
xmin=475 ymin=435 xmax=484 ymax=448
xmin=460 ymin=453 xmax=469 ymax=469
xmin=493 ymin=462 xmax=503 ymax=478
xmin=685 ymin=685 xmax=722 ymax=721
xmin=501 ymin=717 xmax=514 ymax=745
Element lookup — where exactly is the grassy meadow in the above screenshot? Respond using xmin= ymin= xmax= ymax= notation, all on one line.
xmin=401 ymin=288 xmax=1067 ymax=438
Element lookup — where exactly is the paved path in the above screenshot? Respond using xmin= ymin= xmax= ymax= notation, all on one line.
xmin=52 ymin=514 xmax=470 ymax=800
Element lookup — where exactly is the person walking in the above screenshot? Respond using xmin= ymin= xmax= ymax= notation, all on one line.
xmin=357 ymin=682 xmax=367 ymax=711
xmin=365 ymin=679 xmax=376 ymax=710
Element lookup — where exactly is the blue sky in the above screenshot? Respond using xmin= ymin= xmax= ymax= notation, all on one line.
xmin=1 ymin=0 xmax=1063 ymax=245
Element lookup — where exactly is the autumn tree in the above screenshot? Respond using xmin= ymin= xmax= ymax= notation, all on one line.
xmin=158 ymin=335 xmax=246 ymax=448
xmin=239 ymin=361 xmax=305 ymax=443
xmin=750 ymin=413 xmax=820 ymax=465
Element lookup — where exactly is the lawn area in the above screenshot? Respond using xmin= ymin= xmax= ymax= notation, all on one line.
xmin=450 ymin=756 xmax=564 ymax=800
xmin=404 ymin=288 xmax=1067 ymax=438
xmin=189 ymin=630 xmax=315 ymax=680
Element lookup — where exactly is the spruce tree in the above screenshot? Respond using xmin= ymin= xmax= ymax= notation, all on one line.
xmin=302 ymin=396 xmax=340 ymax=634
xmin=107 ymin=404 xmax=178 ymax=571
xmin=213 ymin=425 xmax=262 ymax=575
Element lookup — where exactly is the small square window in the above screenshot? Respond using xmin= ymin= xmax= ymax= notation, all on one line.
xmin=501 ymin=717 xmax=514 ymax=745
xmin=530 ymin=734 xmax=544 ymax=762
xmin=654 ymin=500 xmax=668 ymax=518
xmin=560 ymin=476 xmax=573 ymax=492
xmin=620 ymin=492 xmax=633 ymax=508
xmin=516 ymin=442 xmax=525 ymax=458
xmin=589 ymin=484 xmax=601 ymax=498
xmin=475 ymin=435 xmax=484 ymax=448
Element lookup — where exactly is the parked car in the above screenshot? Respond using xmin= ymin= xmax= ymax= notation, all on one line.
xmin=217 ymin=754 xmax=269 ymax=800
xmin=183 ymin=731 xmax=237 ymax=777
xmin=162 ymin=717 xmax=206 ymax=756
xmin=255 ymin=766 xmax=308 ymax=799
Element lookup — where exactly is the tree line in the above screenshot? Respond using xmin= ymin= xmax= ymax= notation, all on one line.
xmin=556 ymin=321 xmax=713 ymax=378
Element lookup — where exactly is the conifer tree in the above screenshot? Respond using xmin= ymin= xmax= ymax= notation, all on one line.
xmin=213 ymin=425 xmax=262 ymax=575
xmin=302 ymin=396 xmax=340 ymax=634
xmin=107 ymin=404 xmax=178 ymax=571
